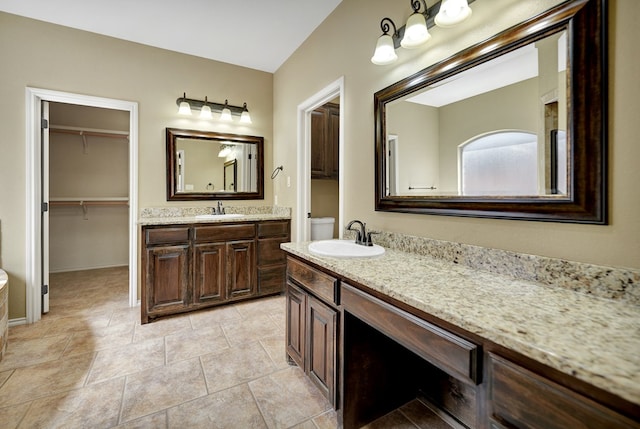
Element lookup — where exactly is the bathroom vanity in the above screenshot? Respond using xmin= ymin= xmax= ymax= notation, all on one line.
xmin=139 ymin=210 xmax=290 ymax=323
xmin=282 ymin=241 xmax=640 ymax=429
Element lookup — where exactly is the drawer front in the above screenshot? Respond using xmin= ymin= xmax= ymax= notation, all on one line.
xmin=194 ymin=224 xmax=255 ymax=242
xmin=489 ymin=354 xmax=640 ymax=429
xmin=145 ymin=227 xmax=190 ymax=245
xmin=287 ymin=257 xmax=337 ymax=305
xmin=341 ymin=283 xmax=480 ymax=384
xmin=258 ymin=221 xmax=290 ymax=238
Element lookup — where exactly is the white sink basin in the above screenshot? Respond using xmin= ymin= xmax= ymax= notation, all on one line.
xmin=308 ymin=239 xmax=385 ymax=259
xmin=195 ymin=214 xmax=245 ymax=220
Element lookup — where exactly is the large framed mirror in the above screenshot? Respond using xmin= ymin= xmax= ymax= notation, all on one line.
xmin=375 ymin=0 xmax=606 ymax=223
xmin=166 ymin=128 xmax=264 ymax=200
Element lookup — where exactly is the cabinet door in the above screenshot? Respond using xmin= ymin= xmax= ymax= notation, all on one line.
xmin=328 ymin=105 xmax=340 ymax=179
xmin=310 ymin=108 xmax=328 ymax=178
xmin=227 ymin=240 xmax=256 ymax=299
xmin=286 ymin=282 xmax=306 ymax=368
xmin=307 ymin=294 xmax=338 ymax=407
xmin=193 ymin=242 xmax=226 ymax=305
xmin=145 ymin=244 xmax=190 ymax=317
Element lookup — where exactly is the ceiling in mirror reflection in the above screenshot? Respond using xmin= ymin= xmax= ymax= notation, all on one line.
xmin=407 ymin=32 xmax=566 ymax=108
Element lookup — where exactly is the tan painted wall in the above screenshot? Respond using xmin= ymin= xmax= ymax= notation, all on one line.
xmin=274 ymin=0 xmax=640 ymax=270
xmin=0 ymin=12 xmax=273 ymax=319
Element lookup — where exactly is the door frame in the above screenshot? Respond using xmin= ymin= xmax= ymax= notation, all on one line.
xmin=25 ymin=87 xmax=139 ymax=323
xmin=296 ymin=77 xmax=345 ymax=241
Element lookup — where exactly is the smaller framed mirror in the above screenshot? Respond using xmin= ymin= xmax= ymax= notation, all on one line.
xmin=166 ymin=128 xmax=264 ymax=200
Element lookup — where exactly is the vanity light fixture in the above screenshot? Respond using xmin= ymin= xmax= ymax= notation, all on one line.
xmin=220 ymin=100 xmax=233 ymax=121
xmin=218 ymin=144 xmax=232 ymax=158
xmin=371 ymin=0 xmax=475 ymax=65
xmin=176 ymin=94 xmax=252 ymax=122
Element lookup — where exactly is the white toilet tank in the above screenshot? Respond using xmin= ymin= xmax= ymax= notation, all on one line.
xmin=310 ymin=217 xmax=335 ymax=240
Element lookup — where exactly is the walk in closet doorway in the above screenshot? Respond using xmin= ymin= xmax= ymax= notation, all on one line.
xmin=46 ymin=103 xmax=130 ymax=314
xmin=26 ymin=88 xmax=139 ymax=324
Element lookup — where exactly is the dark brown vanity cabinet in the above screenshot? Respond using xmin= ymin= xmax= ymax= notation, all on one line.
xmin=142 ymin=220 xmax=289 ymax=323
xmin=311 ymin=102 xmax=339 ymax=180
xmin=286 ymin=256 xmax=339 ymax=407
xmin=488 ymin=354 xmax=640 ymax=429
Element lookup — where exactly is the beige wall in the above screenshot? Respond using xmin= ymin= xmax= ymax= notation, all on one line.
xmin=274 ymin=0 xmax=640 ymax=270
xmin=0 ymin=12 xmax=273 ymax=319
xmin=311 ymin=180 xmax=339 ymax=238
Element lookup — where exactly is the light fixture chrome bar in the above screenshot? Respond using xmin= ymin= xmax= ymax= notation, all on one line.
xmin=392 ymin=0 xmax=476 ymax=48
xmin=175 ymin=96 xmax=246 ymax=116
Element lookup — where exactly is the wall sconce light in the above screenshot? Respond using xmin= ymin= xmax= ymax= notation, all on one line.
xmin=371 ymin=0 xmax=474 ymax=65
xmin=218 ymin=144 xmax=232 ymax=158
xmin=176 ymin=94 xmax=252 ymax=123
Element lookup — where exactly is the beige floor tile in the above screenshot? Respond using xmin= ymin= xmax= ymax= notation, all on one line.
xmin=86 ymin=337 xmax=165 ymax=385
xmin=234 ymin=295 xmax=285 ymax=319
xmin=109 ymin=306 xmax=143 ymax=328
xmin=132 ymin=314 xmax=192 ymax=343
xmin=200 ymin=341 xmax=277 ymax=393
xmin=289 ymin=420 xmax=318 ymax=429
xmin=120 ymin=357 xmax=207 ymax=423
xmin=221 ymin=312 xmax=281 ymax=346
xmin=167 ymin=384 xmax=268 ymax=429
xmin=62 ymin=321 xmax=135 ymax=357
xmin=313 ymin=409 xmax=339 ymax=429
xmin=188 ymin=305 xmax=243 ymax=329
xmin=249 ymin=366 xmax=332 ymax=429
xmin=17 ymin=377 xmax=125 ymax=429
xmin=0 ymin=334 xmax=70 ymax=371
xmin=7 ymin=322 xmax=51 ymax=341
xmin=361 ymin=410 xmax=417 ymax=429
xmin=0 ymin=368 xmax=13 ymax=387
xmin=165 ymin=324 xmax=229 ymax=364
xmin=113 ymin=411 xmax=167 ymax=429
xmin=0 ymin=401 xmax=31 ymax=429
xmin=42 ymin=313 xmax=113 ymax=337
xmin=399 ymin=399 xmax=454 ymax=429
xmin=259 ymin=337 xmax=290 ymax=370
xmin=0 ymin=352 xmax=94 ymax=407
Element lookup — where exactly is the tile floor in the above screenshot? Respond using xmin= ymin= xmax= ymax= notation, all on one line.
xmin=0 ymin=267 xmax=447 ymax=429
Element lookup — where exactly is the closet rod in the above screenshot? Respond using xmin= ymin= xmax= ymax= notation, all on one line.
xmin=49 ymin=125 xmax=129 ymax=139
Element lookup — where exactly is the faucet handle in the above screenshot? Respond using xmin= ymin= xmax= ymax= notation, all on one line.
xmin=365 ymin=231 xmax=380 ymax=246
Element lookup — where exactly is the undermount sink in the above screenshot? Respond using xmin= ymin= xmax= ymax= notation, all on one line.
xmin=308 ymin=239 xmax=385 ymax=259
xmin=195 ymin=214 xmax=245 ymax=220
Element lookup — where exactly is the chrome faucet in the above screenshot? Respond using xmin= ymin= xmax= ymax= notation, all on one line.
xmin=346 ymin=220 xmax=368 ymax=246
xmin=211 ymin=201 xmax=225 ymax=215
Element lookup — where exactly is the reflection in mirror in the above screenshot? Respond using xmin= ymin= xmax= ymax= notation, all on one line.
xmin=375 ymin=0 xmax=606 ymax=223
xmin=166 ymin=128 xmax=264 ymax=201
xmin=385 ymin=31 xmax=567 ymax=197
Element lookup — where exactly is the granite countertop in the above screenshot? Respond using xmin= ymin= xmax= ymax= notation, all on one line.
xmin=138 ymin=206 xmax=291 ymax=226
xmin=281 ymin=241 xmax=640 ymax=406
xmin=138 ymin=213 xmax=290 ymax=226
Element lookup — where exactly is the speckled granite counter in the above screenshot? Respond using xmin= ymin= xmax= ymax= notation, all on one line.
xmin=281 ymin=240 xmax=640 ymax=407
xmin=138 ymin=206 xmax=291 ymax=226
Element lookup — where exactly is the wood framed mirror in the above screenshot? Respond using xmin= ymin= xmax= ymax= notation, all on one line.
xmin=166 ymin=128 xmax=264 ymax=201
xmin=374 ymin=0 xmax=607 ymax=223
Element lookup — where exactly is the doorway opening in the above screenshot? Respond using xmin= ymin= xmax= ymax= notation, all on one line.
xmin=26 ymin=88 xmax=138 ymax=324
xmin=296 ymin=77 xmax=344 ymax=242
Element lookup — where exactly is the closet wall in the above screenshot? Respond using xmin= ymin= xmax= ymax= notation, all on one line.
xmin=49 ymin=103 xmax=129 ymax=272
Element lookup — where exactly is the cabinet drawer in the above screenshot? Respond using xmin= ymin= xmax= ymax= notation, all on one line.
xmin=489 ymin=354 xmax=639 ymax=429
xmin=287 ymin=257 xmax=337 ymax=305
xmin=258 ymin=265 xmax=286 ymax=295
xmin=341 ymin=283 xmax=480 ymax=385
xmin=145 ymin=227 xmax=190 ymax=245
xmin=258 ymin=238 xmax=287 ymax=266
xmin=258 ymin=221 xmax=290 ymax=238
xmin=194 ymin=224 xmax=255 ymax=242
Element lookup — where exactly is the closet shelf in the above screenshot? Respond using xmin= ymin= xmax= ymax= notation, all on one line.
xmin=49 ymin=197 xmax=129 ymax=207
xmin=49 ymin=125 xmax=129 ymax=139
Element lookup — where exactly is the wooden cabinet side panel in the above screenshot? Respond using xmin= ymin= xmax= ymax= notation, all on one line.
xmin=311 ymin=109 xmax=328 ymax=178
xmin=194 ymin=242 xmax=226 ymax=304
